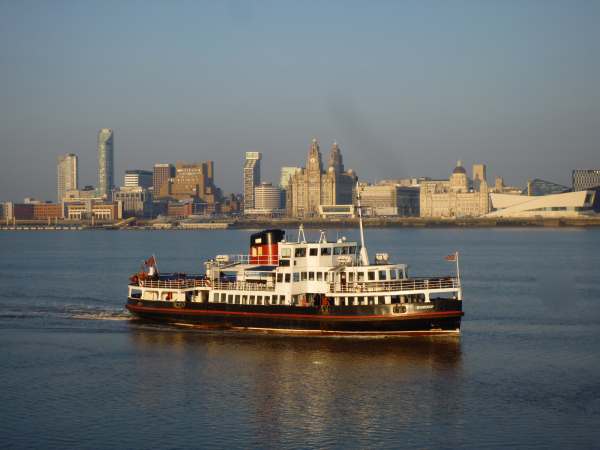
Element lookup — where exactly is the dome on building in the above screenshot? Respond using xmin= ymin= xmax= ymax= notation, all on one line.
xmin=452 ymin=161 xmax=466 ymax=175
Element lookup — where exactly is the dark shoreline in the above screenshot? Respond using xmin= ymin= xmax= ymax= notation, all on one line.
xmin=3 ymin=216 xmax=600 ymax=230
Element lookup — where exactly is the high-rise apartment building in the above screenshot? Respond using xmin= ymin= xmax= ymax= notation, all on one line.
xmin=572 ymin=169 xmax=600 ymax=191
xmin=57 ymin=153 xmax=78 ymax=202
xmin=97 ymin=128 xmax=114 ymax=199
xmin=153 ymin=163 xmax=175 ymax=197
xmin=254 ymin=182 xmax=282 ymax=211
xmin=124 ymin=170 xmax=153 ymax=189
xmin=243 ymin=152 xmax=261 ymax=211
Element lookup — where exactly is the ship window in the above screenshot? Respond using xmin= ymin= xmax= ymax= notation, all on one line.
xmin=242 ymin=295 xmax=248 ymax=304
xmin=354 ymin=297 xmax=361 ymax=306
xmin=324 ymin=272 xmax=329 ymax=282
xmin=348 ymin=272 xmax=354 ymax=282
xmin=220 ymin=293 xmax=226 ymax=302
xmin=333 ymin=247 xmax=342 ymax=255
xmin=357 ymin=272 xmax=365 ymax=282
xmin=316 ymin=272 xmax=323 ymax=281
xmin=212 ymin=293 xmax=219 ymax=302
xmin=367 ymin=297 xmax=374 ymax=305
xmin=301 ymin=272 xmax=307 ymax=281
xmin=379 ymin=271 xmax=387 ymax=280
xmin=277 ymin=274 xmax=283 ymax=283
xmin=321 ymin=247 xmax=331 ymax=256
xmin=295 ymin=248 xmax=306 ymax=257
xmin=391 ymin=295 xmax=400 ymax=304
xmin=349 ymin=246 xmax=356 ymax=254
xmin=368 ymin=272 xmax=375 ymax=281
xmin=342 ymin=246 xmax=349 ymax=255
xmin=249 ymin=295 xmax=255 ymax=304
xmin=292 ymin=272 xmax=299 ymax=282
xmin=285 ymin=274 xmax=291 ymax=283
xmin=378 ymin=296 xmax=385 ymax=305
xmin=257 ymin=295 xmax=263 ymax=305
xmin=235 ymin=295 xmax=240 ymax=304
xmin=228 ymin=294 xmax=233 ymax=303
xmin=281 ymin=248 xmax=291 ymax=258
xmin=280 ymin=295 xmax=286 ymax=304
xmin=309 ymin=272 xmax=315 ymax=280
xmin=390 ymin=270 xmax=397 ymax=280
xmin=309 ymin=248 xmax=318 ymax=256
xmin=279 ymin=260 xmax=290 ymax=267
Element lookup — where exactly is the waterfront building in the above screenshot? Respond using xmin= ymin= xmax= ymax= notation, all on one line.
xmin=221 ymin=194 xmax=242 ymax=215
xmin=360 ymin=184 xmax=419 ymax=216
xmin=153 ymin=164 xmax=175 ymax=197
xmin=287 ymin=139 xmax=357 ymax=217
xmin=97 ymin=128 xmax=114 ymax=199
xmin=243 ymin=152 xmax=262 ymax=212
xmin=245 ymin=183 xmax=283 ymax=215
xmin=3 ymin=202 xmax=62 ymax=221
xmin=472 ymin=164 xmax=487 ymax=192
xmin=63 ymin=186 xmax=99 ymax=201
xmin=124 ymin=170 xmax=152 ymax=189
xmin=572 ymin=169 xmax=600 ymax=191
xmin=157 ymin=161 xmax=221 ymax=212
xmin=166 ymin=200 xmax=206 ymax=218
xmin=487 ymin=190 xmax=599 ymax=218
xmin=65 ymin=201 xmax=122 ymax=221
xmin=113 ymin=187 xmax=153 ymax=218
xmin=57 ymin=153 xmax=78 ymax=202
xmin=523 ymin=179 xmax=570 ymax=196
xmin=420 ymin=161 xmax=490 ymax=218
xmin=280 ymin=166 xmax=302 ymax=190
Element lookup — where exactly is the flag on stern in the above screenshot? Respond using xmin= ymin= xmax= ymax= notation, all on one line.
xmin=445 ymin=252 xmax=457 ymax=261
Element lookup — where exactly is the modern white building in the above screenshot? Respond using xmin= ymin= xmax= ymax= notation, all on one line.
xmin=57 ymin=153 xmax=78 ymax=202
xmin=487 ymin=190 xmax=598 ymax=218
xmin=124 ymin=170 xmax=153 ymax=189
xmin=245 ymin=182 xmax=283 ymax=215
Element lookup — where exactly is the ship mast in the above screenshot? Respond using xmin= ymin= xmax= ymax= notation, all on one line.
xmin=356 ymin=182 xmax=369 ymax=266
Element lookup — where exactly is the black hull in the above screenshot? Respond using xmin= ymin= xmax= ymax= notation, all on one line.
xmin=126 ymin=298 xmax=463 ymax=336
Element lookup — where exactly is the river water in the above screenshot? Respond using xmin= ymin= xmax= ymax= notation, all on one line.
xmin=1 ymin=228 xmax=599 ymax=449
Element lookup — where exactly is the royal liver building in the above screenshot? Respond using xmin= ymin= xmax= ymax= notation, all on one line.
xmin=287 ymin=139 xmax=357 ymax=217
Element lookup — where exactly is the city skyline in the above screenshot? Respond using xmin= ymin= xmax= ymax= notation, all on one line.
xmin=1 ymin=2 xmax=600 ymax=201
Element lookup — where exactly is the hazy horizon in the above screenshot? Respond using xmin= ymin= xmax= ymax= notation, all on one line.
xmin=1 ymin=1 xmax=599 ymax=202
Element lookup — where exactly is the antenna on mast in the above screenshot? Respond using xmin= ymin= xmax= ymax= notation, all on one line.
xmin=356 ymin=182 xmax=369 ymax=266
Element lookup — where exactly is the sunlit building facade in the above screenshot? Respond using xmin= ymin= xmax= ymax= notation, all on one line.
xmin=57 ymin=153 xmax=78 ymax=202
xmin=97 ymin=128 xmax=114 ymax=199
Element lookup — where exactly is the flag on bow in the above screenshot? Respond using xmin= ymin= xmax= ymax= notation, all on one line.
xmin=145 ymin=255 xmax=156 ymax=267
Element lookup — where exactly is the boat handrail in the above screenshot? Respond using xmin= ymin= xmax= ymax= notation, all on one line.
xmin=213 ymin=254 xmax=279 ymax=266
xmin=211 ymin=280 xmax=275 ymax=291
xmin=135 ymin=279 xmax=209 ymax=289
xmin=329 ymin=276 xmax=459 ymax=293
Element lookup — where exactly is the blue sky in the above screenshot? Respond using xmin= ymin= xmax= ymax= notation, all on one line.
xmin=1 ymin=0 xmax=599 ymax=201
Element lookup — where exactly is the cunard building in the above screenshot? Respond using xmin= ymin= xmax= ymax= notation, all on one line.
xmin=287 ymin=139 xmax=357 ymax=217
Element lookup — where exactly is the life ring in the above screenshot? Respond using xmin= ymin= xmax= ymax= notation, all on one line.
xmin=174 ymin=301 xmax=185 ymax=309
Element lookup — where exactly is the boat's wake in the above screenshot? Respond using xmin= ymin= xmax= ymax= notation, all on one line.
xmin=70 ymin=310 xmax=131 ymax=321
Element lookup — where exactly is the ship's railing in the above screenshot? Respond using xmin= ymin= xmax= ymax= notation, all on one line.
xmin=137 ymin=279 xmax=208 ymax=289
xmin=211 ymin=280 xmax=275 ymax=292
xmin=212 ymin=254 xmax=278 ymax=266
xmin=329 ymin=277 xmax=459 ymax=293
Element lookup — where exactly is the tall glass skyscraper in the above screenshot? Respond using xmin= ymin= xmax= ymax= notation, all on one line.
xmin=97 ymin=128 xmax=114 ymax=198
xmin=57 ymin=153 xmax=78 ymax=202
xmin=243 ymin=151 xmax=261 ymax=212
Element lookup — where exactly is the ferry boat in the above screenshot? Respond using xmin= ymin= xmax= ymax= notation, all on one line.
xmin=126 ymin=198 xmax=464 ymax=336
